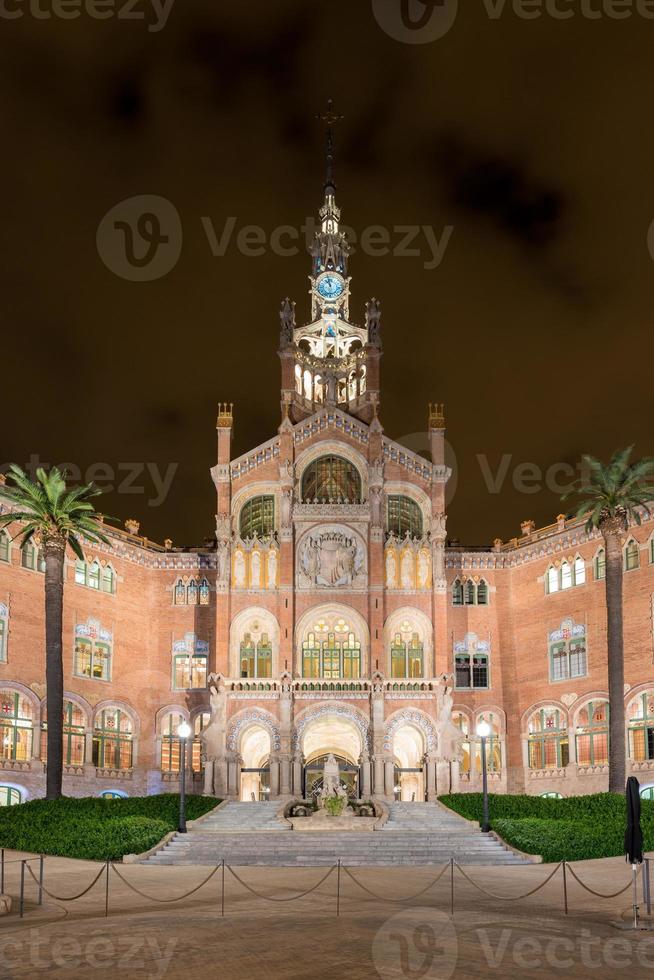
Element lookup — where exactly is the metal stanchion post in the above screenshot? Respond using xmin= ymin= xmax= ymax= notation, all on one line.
xmin=644 ymin=858 xmax=651 ymax=916
xmin=221 ymin=860 xmax=225 ymax=918
xmin=19 ymin=860 xmax=25 ymax=918
xmin=38 ymin=855 xmax=44 ymax=905
xmin=562 ymin=860 xmax=568 ymax=915
xmin=336 ymin=860 xmax=341 ymax=917
xmin=1 ymin=849 xmax=4 ymax=895
xmin=105 ymin=859 xmax=110 ymax=918
xmin=450 ymin=858 xmax=454 ymax=917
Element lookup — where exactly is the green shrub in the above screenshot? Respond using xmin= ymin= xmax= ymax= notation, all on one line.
xmin=0 ymin=794 xmax=220 ymax=862
xmin=439 ymin=792 xmax=654 ymax=862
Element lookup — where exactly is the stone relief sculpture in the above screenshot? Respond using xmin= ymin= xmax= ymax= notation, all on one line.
xmin=298 ymin=530 xmax=366 ymax=588
xmin=385 ymin=548 xmax=397 ymax=588
xmin=279 ymin=297 xmax=295 ymax=346
xmin=233 ymin=549 xmax=246 ymax=588
xmin=216 ymin=540 xmax=230 ymax=584
xmin=267 ymin=547 xmax=277 ymax=586
xmin=365 ymin=297 xmax=382 ymax=347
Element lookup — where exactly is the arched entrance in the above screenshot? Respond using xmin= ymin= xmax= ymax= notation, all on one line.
xmin=297 ymin=711 xmax=366 ymax=800
xmin=393 ymin=724 xmax=426 ymax=802
xmin=239 ymin=725 xmax=271 ymax=801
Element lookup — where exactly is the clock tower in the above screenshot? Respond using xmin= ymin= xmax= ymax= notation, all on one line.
xmin=278 ymin=101 xmax=382 ymax=425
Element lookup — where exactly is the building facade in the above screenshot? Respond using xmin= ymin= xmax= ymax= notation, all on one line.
xmin=1 ymin=171 xmax=654 ymax=807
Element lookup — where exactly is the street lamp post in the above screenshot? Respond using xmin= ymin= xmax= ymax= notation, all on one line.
xmin=177 ymin=721 xmax=192 ymax=833
xmin=476 ymin=719 xmax=491 ymax=833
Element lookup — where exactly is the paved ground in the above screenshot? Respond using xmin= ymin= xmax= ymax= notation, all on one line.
xmin=1 ymin=850 xmax=654 ymax=978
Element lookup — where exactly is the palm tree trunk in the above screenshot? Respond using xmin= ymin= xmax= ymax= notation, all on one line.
xmin=605 ymin=530 xmax=626 ymax=794
xmin=44 ymin=539 xmax=65 ymax=800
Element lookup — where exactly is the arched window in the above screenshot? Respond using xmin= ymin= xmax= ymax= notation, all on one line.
xmin=625 ymin=539 xmax=640 ymax=571
xmin=546 ymin=566 xmax=559 ymax=594
xmin=549 ymin=620 xmax=586 ymax=682
xmin=574 ymin=556 xmax=586 ymax=586
xmin=527 ymin=706 xmax=568 ymax=769
xmin=0 ymin=604 xmax=7 ymax=664
xmin=75 ymin=559 xmax=87 ymax=584
xmin=240 ymin=496 xmax=275 ymax=539
xmin=595 ymin=549 xmax=606 ymax=580
xmin=301 ymin=618 xmax=361 ymax=679
xmin=452 ymin=579 xmax=463 ymax=606
xmin=74 ymin=622 xmax=112 ymax=681
xmin=576 ymin=700 xmax=609 ymax=766
xmin=21 ymin=542 xmax=36 ymax=570
xmin=0 ymin=692 xmax=33 ymax=762
xmin=193 ymin=712 xmax=210 ymax=772
xmin=465 ymin=580 xmax=477 ymax=605
xmin=300 ymin=455 xmax=362 ymax=504
xmin=0 ymin=786 xmax=22 ymax=806
xmin=101 ymin=565 xmax=115 ymax=594
xmin=187 ymin=579 xmax=199 ymax=605
xmin=199 ymin=579 xmax=210 ymax=606
xmin=390 ymin=627 xmax=424 ymax=678
xmin=174 ymin=579 xmax=186 ymax=605
xmin=541 ymin=791 xmax=563 ymax=799
xmin=161 ymin=711 xmax=184 ymax=772
xmin=93 ymin=707 xmax=133 ymax=770
xmin=0 ymin=532 xmax=10 ymax=563
xmin=88 ymin=561 xmax=101 ymax=590
xmin=628 ymin=692 xmax=654 ymax=761
xmin=41 ymin=700 xmax=86 ymax=766
xmin=386 ymin=496 xmax=423 ymax=538
xmin=477 ymin=580 xmax=489 ymax=605
xmin=172 ymin=635 xmax=208 ymax=690
xmin=453 ymin=712 xmax=471 ymax=774
xmin=99 ymin=789 xmax=128 ymax=799
xmin=560 ymin=561 xmax=572 ymax=590
xmin=475 ymin=713 xmax=501 ymax=773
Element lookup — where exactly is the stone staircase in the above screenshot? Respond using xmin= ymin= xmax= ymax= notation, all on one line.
xmin=143 ymin=800 xmax=529 ymax=867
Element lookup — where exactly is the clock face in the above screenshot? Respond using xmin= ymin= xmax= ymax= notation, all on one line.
xmin=316 ymin=274 xmax=344 ymax=301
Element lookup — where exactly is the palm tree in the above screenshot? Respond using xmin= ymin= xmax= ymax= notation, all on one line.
xmin=0 ymin=466 xmax=112 ymax=799
xmin=565 ymin=447 xmax=654 ymax=793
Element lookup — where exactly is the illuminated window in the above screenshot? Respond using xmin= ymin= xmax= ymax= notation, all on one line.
xmin=173 ymin=652 xmax=208 ymax=690
xmin=41 ymin=700 xmax=86 ymax=766
xmin=386 ymin=496 xmax=423 ymax=538
xmin=528 ymin=707 xmax=568 ymax=769
xmin=193 ymin=712 xmax=210 ymax=772
xmin=88 ymin=561 xmax=101 ymax=590
xmin=74 ymin=622 xmax=112 ymax=681
xmin=390 ymin=631 xmax=424 ymax=678
xmin=301 ymin=456 xmax=362 ymax=504
xmin=93 ymin=707 xmax=133 ymax=770
xmin=574 ymin=556 xmax=586 ymax=585
xmin=628 ymin=692 xmax=654 ymax=762
xmin=549 ymin=621 xmax=587 ymax=682
xmin=576 ymin=701 xmax=609 ymax=766
xmin=161 ymin=712 xmax=185 ymax=772
xmin=547 ymin=566 xmax=559 ymax=594
xmin=475 ymin=713 xmax=501 ymax=773
xmin=199 ymin=579 xmax=210 ymax=606
xmin=240 ymin=496 xmax=275 ymax=539
xmin=560 ymin=561 xmax=572 ymax=590
xmin=301 ymin=624 xmax=361 ymax=679
xmin=0 ymin=786 xmax=21 ymax=806
xmin=0 ymin=692 xmax=33 ymax=763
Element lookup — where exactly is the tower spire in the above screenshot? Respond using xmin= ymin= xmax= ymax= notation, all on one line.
xmin=316 ymin=99 xmax=343 ymax=192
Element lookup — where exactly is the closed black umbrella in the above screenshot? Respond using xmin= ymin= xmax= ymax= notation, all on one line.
xmin=625 ymin=776 xmax=644 ymax=866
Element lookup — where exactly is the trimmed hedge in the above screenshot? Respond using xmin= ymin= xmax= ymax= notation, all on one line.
xmin=0 ymin=794 xmax=220 ymax=861
xmin=440 ymin=793 xmax=654 ymax=862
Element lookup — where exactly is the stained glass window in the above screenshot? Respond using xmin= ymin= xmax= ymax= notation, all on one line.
xmin=199 ymin=579 xmax=210 ymax=606
xmin=576 ymin=701 xmax=609 ymax=766
xmin=174 ymin=580 xmax=186 ymax=605
xmin=301 ymin=630 xmax=360 ymax=679
xmin=528 ymin=707 xmax=569 ymax=769
xmin=93 ymin=708 xmax=133 ymax=770
xmin=74 ymin=637 xmax=111 ymax=681
xmin=549 ymin=625 xmax=586 ymax=682
xmin=386 ymin=496 xmax=423 ymax=538
xmin=41 ymin=700 xmax=86 ymax=766
xmin=300 ymin=456 xmax=362 ymax=504
xmin=0 ymin=692 xmax=33 ymax=762
xmin=390 ymin=631 xmax=423 ymax=678
xmin=173 ymin=652 xmax=208 ymax=690
xmin=0 ymin=786 xmax=21 ymax=806
xmin=240 ymin=496 xmax=275 ymax=539
xmin=628 ymin=693 xmax=654 ymax=761
xmin=161 ymin=712 xmax=184 ymax=772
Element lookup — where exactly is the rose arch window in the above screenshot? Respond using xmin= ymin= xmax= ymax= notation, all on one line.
xmin=300 ymin=456 xmax=362 ymax=504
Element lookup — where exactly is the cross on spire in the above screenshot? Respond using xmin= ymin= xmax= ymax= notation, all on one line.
xmin=316 ymin=99 xmax=343 ymax=190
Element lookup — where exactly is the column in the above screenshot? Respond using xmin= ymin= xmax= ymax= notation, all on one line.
xmin=279 ymin=755 xmax=291 ymax=796
xmin=384 ymin=758 xmax=395 ymax=799
xmin=360 ymin=754 xmax=371 ymax=798
xmin=292 ymin=755 xmax=303 ymax=797
xmin=270 ymin=758 xmax=280 ymax=798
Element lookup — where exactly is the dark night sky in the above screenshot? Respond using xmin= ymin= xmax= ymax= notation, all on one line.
xmin=2 ymin=1 xmax=653 ymax=547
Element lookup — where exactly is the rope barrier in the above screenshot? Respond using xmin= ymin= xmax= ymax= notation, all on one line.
xmin=110 ymin=863 xmax=221 ymax=903
xmin=226 ymin=864 xmax=335 ymax=902
xmin=26 ymin=862 xmax=106 ymax=902
xmin=454 ymin=861 xmax=563 ymax=902
xmin=565 ymin=863 xmax=638 ymax=899
xmin=342 ymin=863 xmax=450 ymax=903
